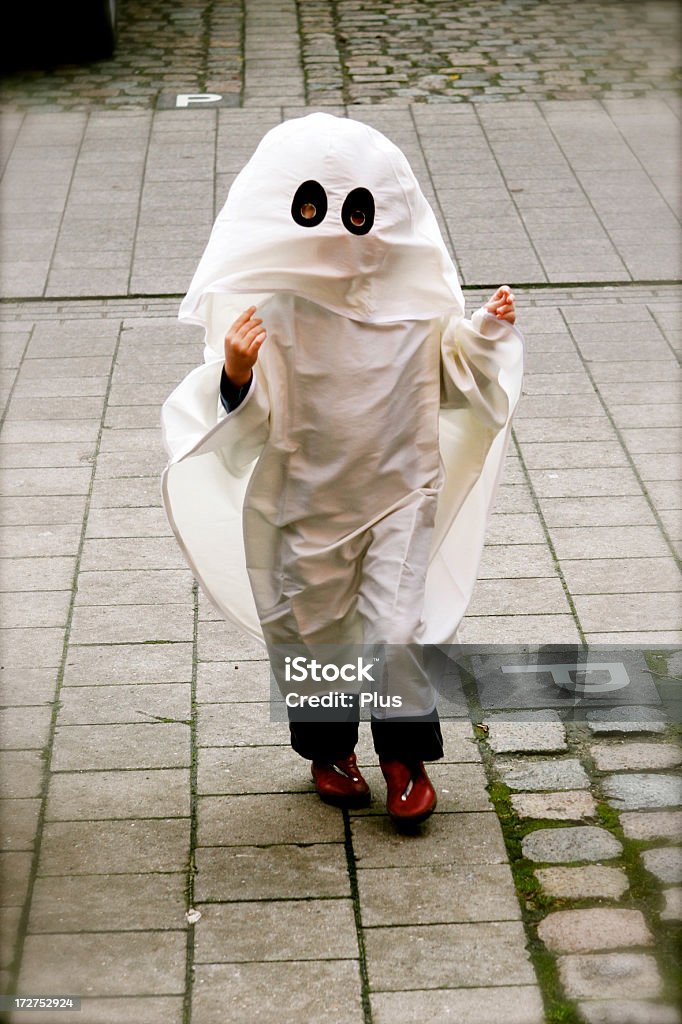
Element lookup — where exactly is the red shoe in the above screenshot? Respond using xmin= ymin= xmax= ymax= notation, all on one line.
xmin=311 ymin=753 xmax=371 ymax=808
xmin=380 ymin=758 xmax=437 ymax=826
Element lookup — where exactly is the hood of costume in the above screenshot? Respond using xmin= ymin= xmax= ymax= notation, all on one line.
xmin=179 ymin=112 xmax=464 ymax=351
xmin=161 ymin=113 xmax=524 ymax=660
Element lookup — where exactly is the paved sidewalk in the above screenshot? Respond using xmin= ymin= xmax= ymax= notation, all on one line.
xmin=1 ymin=2 xmax=681 ymax=1022
xmin=2 ymin=98 xmax=681 ymax=298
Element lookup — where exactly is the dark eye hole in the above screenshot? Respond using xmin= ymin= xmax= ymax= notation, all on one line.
xmin=291 ymin=180 xmax=327 ymax=227
xmin=342 ymin=187 xmax=375 ymax=235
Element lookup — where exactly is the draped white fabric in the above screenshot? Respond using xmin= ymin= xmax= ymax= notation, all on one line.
xmin=161 ymin=113 xmax=524 ymax=667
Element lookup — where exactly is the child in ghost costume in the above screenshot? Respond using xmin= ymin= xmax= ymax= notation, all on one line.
xmin=161 ymin=113 xmax=524 ymax=825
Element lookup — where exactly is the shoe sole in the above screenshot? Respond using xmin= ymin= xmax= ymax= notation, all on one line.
xmin=388 ymin=793 xmax=437 ymax=828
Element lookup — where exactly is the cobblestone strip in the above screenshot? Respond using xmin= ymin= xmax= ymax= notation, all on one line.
xmin=324 ymin=0 xmax=681 ymax=106
xmin=204 ymin=1 xmax=243 ymax=99
xmin=296 ymin=0 xmax=347 ymax=105
xmin=242 ymin=0 xmax=305 ymax=108
xmin=474 ymin=692 xmax=682 ymax=1024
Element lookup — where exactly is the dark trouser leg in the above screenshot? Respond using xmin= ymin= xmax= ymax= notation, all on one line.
xmin=370 ymin=709 xmax=444 ymax=762
xmin=288 ymin=694 xmax=360 ymax=762
xmin=288 ymin=720 xmax=360 ymax=762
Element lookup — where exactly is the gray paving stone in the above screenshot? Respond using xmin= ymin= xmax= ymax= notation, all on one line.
xmin=0 ymin=590 xmax=71 ymax=629
xmin=661 ymin=888 xmax=682 ymax=922
xmin=198 ymin=793 xmax=345 ymax=846
xmin=0 ymin=903 xmax=21 ymax=971
xmin=357 ymin=863 xmax=520 ymax=925
xmin=465 ymin=577 xmax=567 ymax=615
xmin=18 ymin=932 xmax=186 ymax=996
xmin=39 ymin=818 xmax=189 ymax=875
xmin=46 ymin=768 xmax=190 ymax=821
xmin=552 ymin=527 xmax=670 ymax=561
xmin=477 ymin=543 xmax=557 ymax=579
xmin=0 ymin=466 xmax=92 ymax=497
xmin=68 ymin=604 xmax=193 ymax=645
xmin=85 ymin=506 xmax=171 ymax=539
xmin=0 ymin=851 xmax=32 ymax=905
xmin=197 ymin=745 xmax=311 ymax=795
xmin=642 ymin=847 xmax=682 ymax=885
xmin=577 ymin=1001 xmax=681 ymax=1024
xmin=538 ymin=908 xmax=653 ymax=953
xmin=484 ymin=711 xmax=567 ymax=753
xmin=0 ymin=496 xmax=86 ymax=528
xmin=62 ymin=641 xmax=193 ymax=686
xmin=194 ymin=844 xmax=349 ymax=902
xmin=535 ymin=865 xmax=629 ymax=900
xmin=29 ymin=872 xmax=186 ymax=932
xmin=586 ymin=707 xmax=668 ymax=735
xmin=574 ymin=592 xmax=681 ymax=631
xmin=0 ymin=750 xmax=43 ymax=799
xmin=196 ymin=660 xmax=272 ymax=703
xmin=194 ymin=899 xmax=357 ymax=963
xmin=591 ymin=743 xmax=682 ymax=772
xmin=90 ymin=476 xmax=165 ymax=508
xmin=351 ymin=812 xmax=507 ymax=869
xmin=370 ymin=986 xmax=545 ymax=1024
xmin=458 ymin=612 xmax=581 ymax=645
xmin=558 ymin=952 xmax=662 ymax=1000
xmin=79 ymin=537 xmax=185 ymax=573
xmin=499 ymin=758 xmax=590 ymax=791
xmin=511 ymin=790 xmax=597 ymax=821
xmin=364 ymin=920 xmax=535 ymax=990
xmin=560 ymin=557 xmax=682 ymax=595
xmin=57 ymin=683 xmax=190 ymax=726
xmin=0 ymin=524 xmax=81 ymax=559
xmin=198 ymin=620 xmax=266 ymax=661
xmin=192 ymin=962 xmax=364 ymax=1024
xmin=197 ymin=702 xmax=289 ymax=748
xmin=0 ymin=442 xmax=96 ymax=471
xmin=0 ymin=705 xmax=53 ymax=750
xmin=483 ymin=514 xmax=547 ymax=547
xmin=602 ymin=774 xmax=682 ymax=810
xmin=52 ymin=723 xmax=190 ymax=771
xmin=522 ymin=826 xmax=622 ymax=863
xmin=0 ymin=797 xmax=40 ymax=851
xmin=620 ymin=811 xmax=682 ymax=841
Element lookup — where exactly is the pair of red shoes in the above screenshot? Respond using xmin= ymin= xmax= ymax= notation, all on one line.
xmin=311 ymin=752 xmax=437 ymax=825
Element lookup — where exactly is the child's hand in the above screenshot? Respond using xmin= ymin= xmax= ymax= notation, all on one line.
xmin=486 ymin=285 xmax=516 ymax=324
xmin=224 ymin=306 xmax=267 ymax=387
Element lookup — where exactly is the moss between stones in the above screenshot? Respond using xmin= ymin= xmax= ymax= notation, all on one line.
xmin=484 ymin=775 xmax=582 ymax=1023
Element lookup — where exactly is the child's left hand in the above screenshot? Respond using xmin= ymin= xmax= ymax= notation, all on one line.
xmin=486 ymin=285 xmax=516 ymax=324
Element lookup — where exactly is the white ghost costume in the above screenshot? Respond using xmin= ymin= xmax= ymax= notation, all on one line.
xmin=161 ymin=113 xmax=524 ymax=717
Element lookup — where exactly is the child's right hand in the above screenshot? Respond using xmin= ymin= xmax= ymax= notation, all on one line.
xmin=224 ymin=306 xmax=267 ymax=387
